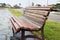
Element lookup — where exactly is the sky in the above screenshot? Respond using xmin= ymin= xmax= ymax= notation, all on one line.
xmin=0 ymin=0 xmax=59 ymax=7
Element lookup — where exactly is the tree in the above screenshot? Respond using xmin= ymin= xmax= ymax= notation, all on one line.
xmin=32 ymin=2 xmax=34 ymax=6
xmin=14 ymin=4 xmax=20 ymax=8
xmin=5 ymin=4 xmax=11 ymax=7
xmin=19 ymin=3 xmax=21 ymax=6
xmin=2 ymin=3 xmax=6 ymax=7
xmin=36 ymin=4 xmax=41 ymax=6
xmin=56 ymin=3 xmax=60 ymax=9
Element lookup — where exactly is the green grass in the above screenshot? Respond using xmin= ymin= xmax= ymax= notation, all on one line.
xmin=44 ymin=20 xmax=60 ymax=40
xmin=33 ymin=20 xmax=60 ymax=40
xmin=9 ymin=9 xmax=60 ymax=40
xmin=9 ymin=9 xmax=22 ymax=17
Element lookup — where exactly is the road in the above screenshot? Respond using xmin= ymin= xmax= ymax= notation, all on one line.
xmin=48 ymin=12 xmax=60 ymax=22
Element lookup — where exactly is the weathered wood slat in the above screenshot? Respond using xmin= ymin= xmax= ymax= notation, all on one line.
xmin=11 ymin=17 xmax=23 ymax=27
xmin=24 ymin=12 xmax=46 ymax=19
xmin=10 ymin=17 xmax=20 ymax=33
xmin=11 ymin=16 xmax=42 ymax=31
xmin=25 ymin=7 xmax=51 ymax=11
xmin=19 ymin=17 xmax=41 ymax=30
xmin=23 ymin=15 xmax=45 ymax=26
xmin=24 ymin=10 xmax=49 ymax=17
xmin=27 ymin=6 xmax=53 ymax=8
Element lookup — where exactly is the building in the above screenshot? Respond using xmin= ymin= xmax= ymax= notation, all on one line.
xmin=56 ymin=0 xmax=60 ymax=9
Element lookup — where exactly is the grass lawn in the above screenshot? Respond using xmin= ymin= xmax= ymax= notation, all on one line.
xmin=9 ymin=9 xmax=60 ymax=40
xmin=44 ymin=20 xmax=60 ymax=40
xmin=33 ymin=20 xmax=60 ymax=40
xmin=9 ymin=8 xmax=22 ymax=17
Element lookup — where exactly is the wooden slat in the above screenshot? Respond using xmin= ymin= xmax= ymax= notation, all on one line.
xmin=18 ymin=17 xmax=42 ymax=30
xmin=11 ymin=17 xmax=42 ymax=31
xmin=23 ymin=15 xmax=45 ymax=25
xmin=24 ymin=11 xmax=46 ymax=20
xmin=11 ymin=17 xmax=23 ymax=27
xmin=24 ymin=10 xmax=49 ymax=17
xmin=23 ymin=7 xmax=50 ymax=26
xmin=24 ymin=13 xmax=46 ymax=20
xmin=10 ymin=18 xmax=20 ymax=33
xmin=27 ymin=6 xmax=53 ymax=8
xmin=21 ymin=16 xmax=43 ymax=27
xmin=26 ymin=7 xmax=51 ymax=11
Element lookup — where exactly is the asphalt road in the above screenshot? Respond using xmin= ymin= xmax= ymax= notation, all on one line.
xmin=48 ymin=12 xmax=60 ymax=22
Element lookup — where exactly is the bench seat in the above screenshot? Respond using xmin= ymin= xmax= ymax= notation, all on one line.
xmin=11 ymin=16 xmax=44 ymax=33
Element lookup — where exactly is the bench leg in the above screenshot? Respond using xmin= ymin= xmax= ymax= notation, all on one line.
xmin=21 ymin=30 xmax=25 ymax=40
xmin=41 ymin=29 xmax=45 ymax=40
xmin=12 ymin=28 xmax=17 ymax=40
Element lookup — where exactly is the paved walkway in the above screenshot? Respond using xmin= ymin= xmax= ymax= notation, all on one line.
xmin=0 ymin=9 xmax=13 ymax=40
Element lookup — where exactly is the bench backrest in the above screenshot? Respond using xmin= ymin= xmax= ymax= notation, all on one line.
xmin=23 ymin=7 xmax=51 ymax=27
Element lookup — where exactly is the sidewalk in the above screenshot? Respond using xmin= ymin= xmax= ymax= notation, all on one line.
xmin=0 ymin=9 xmax=13 ymax=40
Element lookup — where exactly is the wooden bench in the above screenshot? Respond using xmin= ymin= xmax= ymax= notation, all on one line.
xmin=10 ymin=6 xmax=52 ymax=40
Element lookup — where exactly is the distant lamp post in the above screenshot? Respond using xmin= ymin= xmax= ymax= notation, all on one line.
xmin=32 ymin=2 xmax=34 ymax=6
xmin=19 ymin=3 xmax=21 ymax=6
xmin=47 ymin=0 xmax=48 ymax=6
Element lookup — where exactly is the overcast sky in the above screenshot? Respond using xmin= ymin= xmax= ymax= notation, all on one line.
xmin=0 ymin=0 xmax=59 ymax=7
